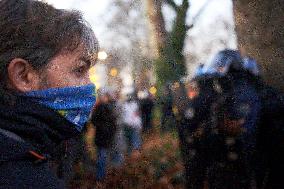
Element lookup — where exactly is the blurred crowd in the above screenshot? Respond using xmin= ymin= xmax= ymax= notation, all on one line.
xmin=1 ymin=1 xmax=283 ymax=189
xmin=57 ymin=49 xmax=283 ymax=189
xmin=91 ymin=87 xmax=154 ymax=182
xmin=53 ymin=86 xmax=156 ymax=182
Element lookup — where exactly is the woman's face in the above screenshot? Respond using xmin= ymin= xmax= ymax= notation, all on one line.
xmin=7 ymin=44 xmax=97 ymax=92
xmin=38 ymin=47 xmax=96 ymax=89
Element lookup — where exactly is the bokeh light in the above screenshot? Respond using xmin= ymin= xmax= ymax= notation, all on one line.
xmin=97 ymin=51 xmax=108 ymax=60
xmin=149 ymin=86 xmax=157 ymax=95
xmin=110 ymin=68 xmax=118 ymax=77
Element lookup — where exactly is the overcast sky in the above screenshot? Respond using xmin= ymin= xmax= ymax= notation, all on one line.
xmin=45 ymin=0 xmax=236 ymax=78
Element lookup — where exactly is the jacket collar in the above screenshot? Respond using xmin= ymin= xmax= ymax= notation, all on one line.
xmin=0 ymin=94 xmax=79 ymax=156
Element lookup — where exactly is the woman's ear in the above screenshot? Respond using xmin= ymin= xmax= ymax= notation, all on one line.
xmin=7 ymin=58 xmax=41 ymax=92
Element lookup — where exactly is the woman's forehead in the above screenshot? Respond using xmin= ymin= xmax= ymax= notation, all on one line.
xmin=82 ymin=50 xmax=98 ymax=66
xmin=65 ymin=44 xmax=98 ymax=65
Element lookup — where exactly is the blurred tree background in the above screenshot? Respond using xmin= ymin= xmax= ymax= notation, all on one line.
xmin=100 ymin=0 xmax=155 ymax=92
xmin=46 ymin=0 xmax=283 ymax=92
xmin=42 ymin=0 xmax=283 ymax=188
xmin=101 ymin=0 xmax=236 ymax=95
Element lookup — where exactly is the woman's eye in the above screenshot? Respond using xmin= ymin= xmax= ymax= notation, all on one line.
xmin=74 ymin=66 xmax=87 ymax=76
xmin=77 ymin=67 xmax=84 ymax=73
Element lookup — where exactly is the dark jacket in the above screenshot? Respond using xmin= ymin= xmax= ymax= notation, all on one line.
xmin=139 ymin=97 xmax=154 ymax=130
xmin=0 ymin=95 xmax=79 ymax=189
xmin=92 ymin=102 xmax=117 ymax=148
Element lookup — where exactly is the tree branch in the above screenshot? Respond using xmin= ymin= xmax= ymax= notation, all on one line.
xmin=164 ymin=0 xmax=179 ymax=11
xmin=182 ymin=0 xmax=189 ymax=8
xmin=187 ymin=0 xmax=211 ymax=31
xmin=186 ymin=24 xmax=194 ymax=31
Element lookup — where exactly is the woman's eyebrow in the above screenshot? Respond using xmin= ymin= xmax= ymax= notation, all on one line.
xmin=84 ymin=52 xmax=98 ymax=66
xmin=78 ymin=56 xmax=93 ymax=67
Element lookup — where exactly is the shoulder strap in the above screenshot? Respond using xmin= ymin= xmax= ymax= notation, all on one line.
xmin=0 ymin=128 xmax=25 ymax=143
xmin=0 ymin=128 xmax=48 ymax=165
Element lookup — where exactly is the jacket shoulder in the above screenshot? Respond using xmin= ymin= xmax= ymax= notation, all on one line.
xmin=0 ymin=129 xmax=64 ymax=189
xmin=0 ymin=160 xmax=64 ymax=189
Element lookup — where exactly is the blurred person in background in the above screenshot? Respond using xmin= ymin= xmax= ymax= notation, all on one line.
xmin=138 ymin=89 xmax=154 ymax=132
xmin=181 ymin=49 xmax=262 ymax=189
xmin=121 ymin=93 xmax=142 ymax=158
xmin=204 ymin=50 xmax=261 ymax=189
xmin=108 ymin=89 xmax=126 ymax=168
xmin=0 ymin=0 xmax=98 ymax=188
xmin=176 ymin=65 xmax=220 ymax=189
xmin=91 ymin=88 xmax=118 ymax=181
xmin=242 ymin=57 xmax=284 ymax=189
xmin=159 ymin=84 xmax=175 ymax=132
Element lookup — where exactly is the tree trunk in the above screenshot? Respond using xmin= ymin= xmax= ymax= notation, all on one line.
xmin=145 ymin=0 xmax=167 ymax=57
xmin=168 ymin=0 xmax=189 ymax=79
xmin=145 ymin=0 xmax=189 ymax=91
xmin=233 ymin=0 xmax=284 ymax=90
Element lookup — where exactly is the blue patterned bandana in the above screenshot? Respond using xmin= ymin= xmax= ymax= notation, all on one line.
xmin=23 ymin=84 xmax=96 ymax=131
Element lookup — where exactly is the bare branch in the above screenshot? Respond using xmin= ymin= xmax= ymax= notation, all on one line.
xmin=188 ymin=0 xmax=211 ymax=30
xmin=182 ymin=0 xmax=189 ymax=7
xmin=164 ymin=0 xmax=179 ymax=11
xmin=186 ymin=24 xmax=194 ymax=31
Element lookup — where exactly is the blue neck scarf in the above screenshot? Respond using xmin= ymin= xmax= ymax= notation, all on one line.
xmin=23 ymin=84 xmax=96 ymax=131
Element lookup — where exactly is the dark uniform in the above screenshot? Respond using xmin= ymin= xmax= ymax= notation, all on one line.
xmin=177 ymin=49 xmax=267 ymax=189
xmin=175 ymin=50 xmax=284 ymax=189
xmin=175 ymin=75 xmax=220 ymax=189
xmin=207 ymin=71 xmax=261 ymax=189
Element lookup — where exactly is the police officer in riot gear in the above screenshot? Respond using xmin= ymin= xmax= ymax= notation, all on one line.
xmin=177 ymin=49 xmax=263 ymax=189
